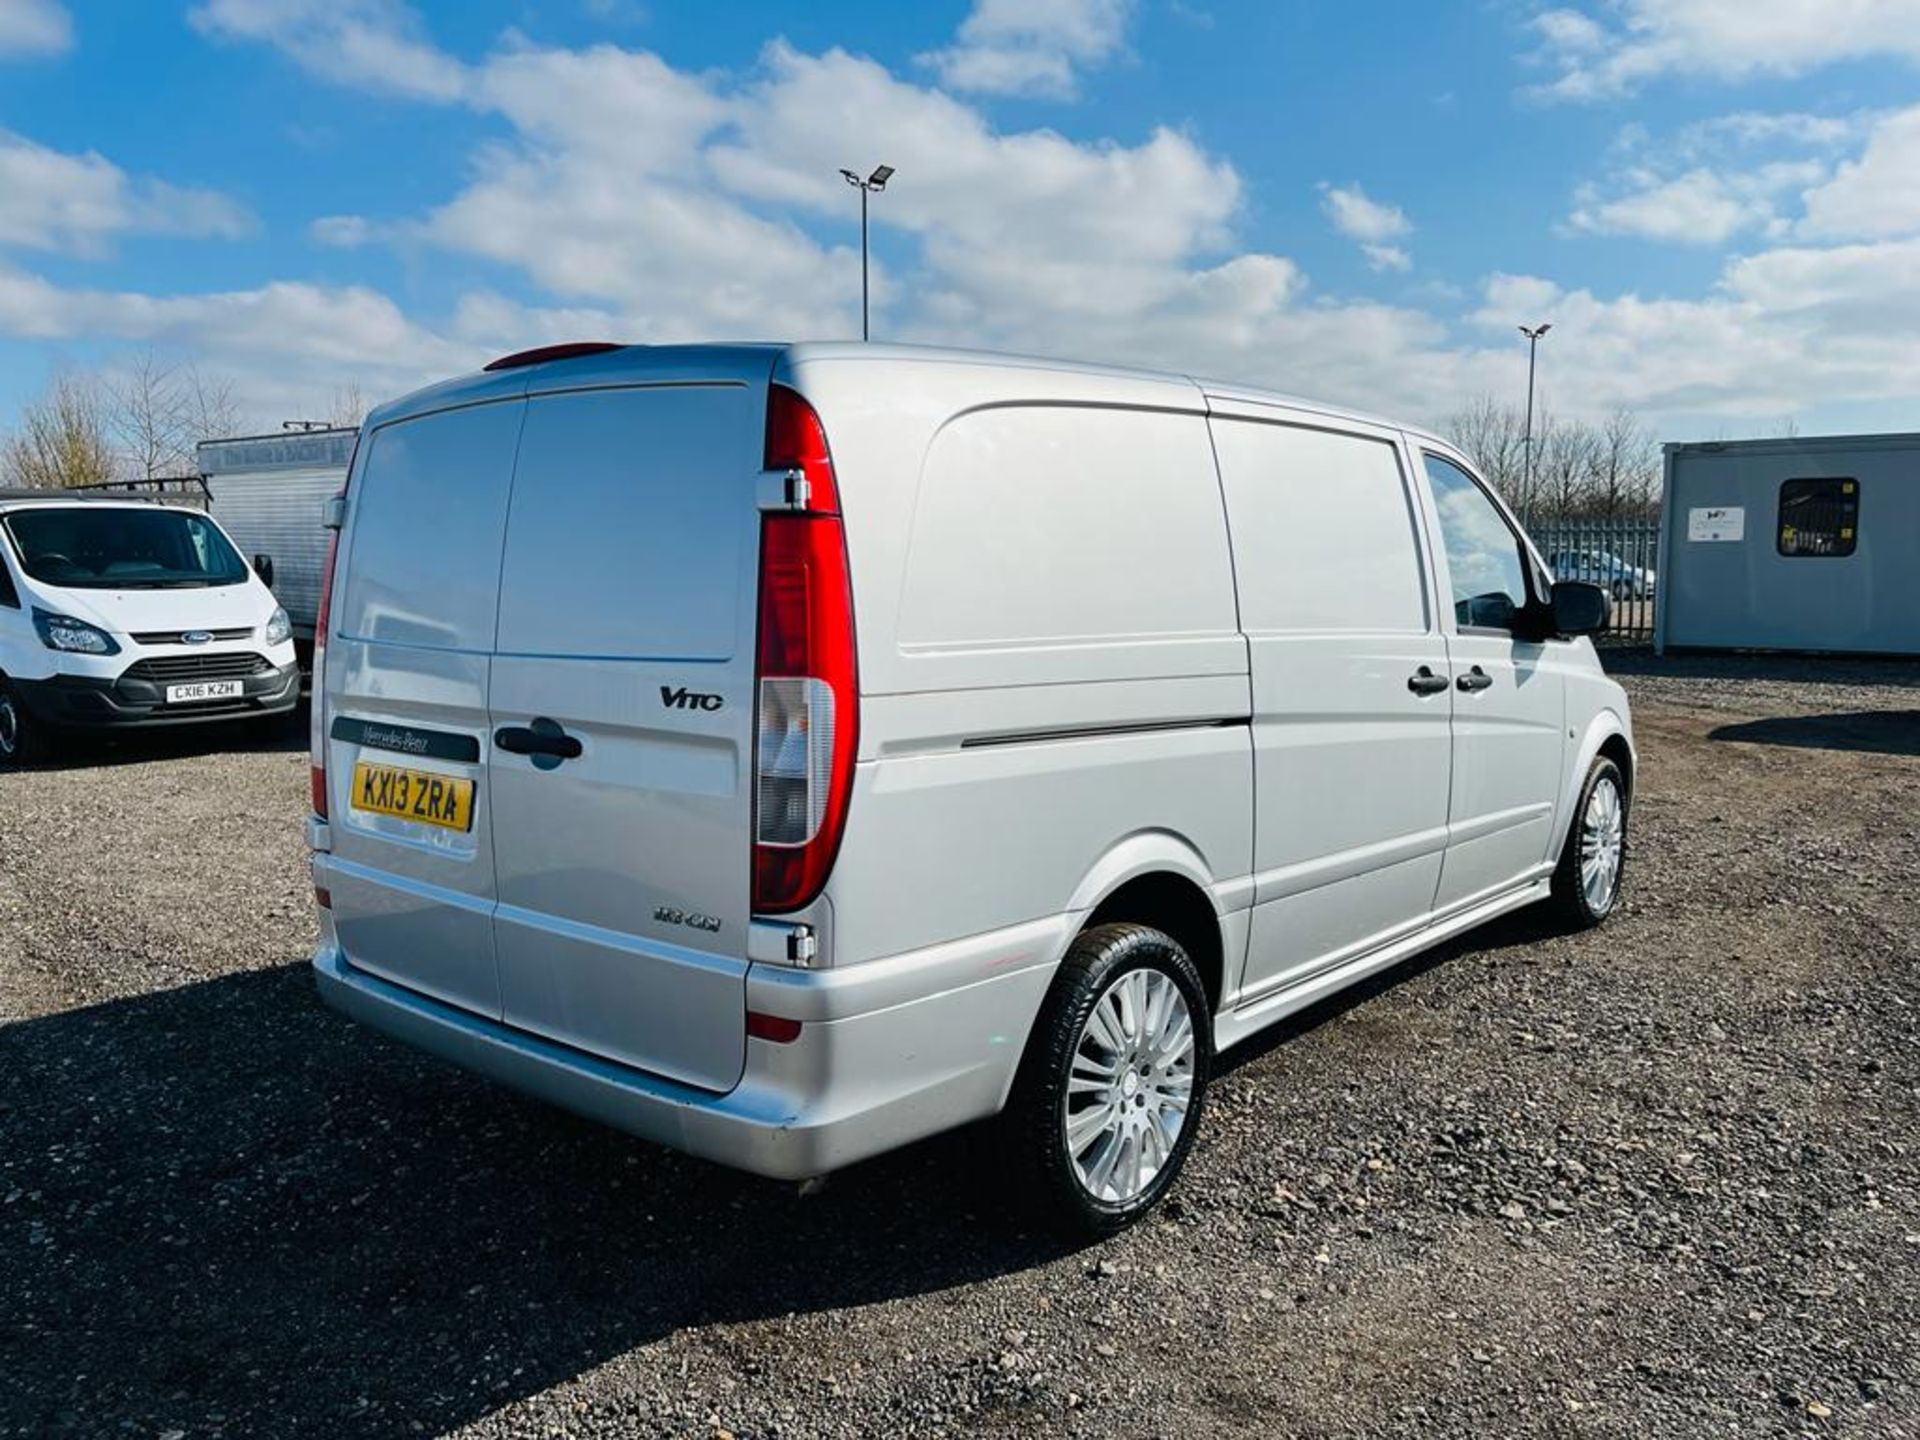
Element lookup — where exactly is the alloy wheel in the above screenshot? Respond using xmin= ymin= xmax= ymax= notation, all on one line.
xmin=1064 ymin=967 xmax=1197 ymax=1204
xmin=1580 ymin=775 xmax=1625 ymax=912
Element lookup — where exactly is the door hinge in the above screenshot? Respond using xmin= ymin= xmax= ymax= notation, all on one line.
xmin=786 ymin=925 xmax=818 ymax=966
xmin=757 ymin=467 xmax=810 ymax=512
xmin=750 ymin=918 xmax=818 ymax=967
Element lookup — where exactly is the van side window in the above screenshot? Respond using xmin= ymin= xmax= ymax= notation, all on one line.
xmin=1422 ymin=454 xmax=1530 ymax=632
xmin=0 ymin=549 xmax=17 ymax=608
xmin=1212 ymin=420 xmax=1428 ymax=633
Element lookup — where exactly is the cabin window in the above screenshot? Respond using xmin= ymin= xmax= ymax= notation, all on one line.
xmin=1777 ymin=478 xmax=1859 ymax=557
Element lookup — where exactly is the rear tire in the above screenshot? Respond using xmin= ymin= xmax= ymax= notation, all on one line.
xmin=0 ymin=680 xmax=51 ymax=767
xmin=1010 ymin=923 xmax=1211 ymax=1236
xmin=1549 ymin=756 xmax=1627 ymax=929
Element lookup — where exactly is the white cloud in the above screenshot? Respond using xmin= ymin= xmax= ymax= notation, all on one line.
xmin=1800 ymin=104 xmax=1920 ymax=239
xmin=0 ymin=130 xmax=253 ymax=255
xmin=1320 ymin=183 xmax=1411 ymax=244
xmin=1471 ymin=238 xmax=1920 ymax=418
xmin=309 ymin=214 xmax=372 ymax=247
xmin=921 ymin=0 xmax=1134 ymax=99
xmin=1321 ymin=183 xmax=1414 ymax=270
xmin=189 ymin=0 xmax=467 ymax=101
xmin=0 ymin=0 xmax=70 ymax=58
xmin=1567 ymin=163 xmax=1824 ymax=245
xmin=1565 ymin=107 xmax=1865 ymax=245
xmin=1528 ymin=0 xmax=1920 ymax=101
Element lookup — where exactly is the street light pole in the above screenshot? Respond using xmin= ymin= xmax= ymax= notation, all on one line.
xmin=1519 ymin=322 xmax=1552 ymax=521
xmin=839 ymin=164 xmax=895 ymax=342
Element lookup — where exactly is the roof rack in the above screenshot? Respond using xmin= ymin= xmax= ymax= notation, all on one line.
xmin=483 ymin=341 xmax=625 ymax=372
xmin=0 ymin=476 xmax=209 ymax=504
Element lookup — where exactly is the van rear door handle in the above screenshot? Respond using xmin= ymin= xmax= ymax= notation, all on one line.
xmin=494 ymin=718 xmax=583 ymax=764
xmin=1456 ymin=666 xmax=1494 ymax=693
xmin=1406 ymin=666 xmax=1450 ymax=696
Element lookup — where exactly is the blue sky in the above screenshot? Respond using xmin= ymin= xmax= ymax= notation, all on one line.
xmin=3 ymin=0 xmax=1920 ymax=440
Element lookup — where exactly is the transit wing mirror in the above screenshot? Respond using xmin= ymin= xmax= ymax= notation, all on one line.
xmin=253 ymin=553 xmax=275 ymax=589
xmin=1549 ymin=580 xmax=1609 ymax=637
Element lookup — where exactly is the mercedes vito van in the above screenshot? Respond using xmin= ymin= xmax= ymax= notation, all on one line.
xmin=0 ymin=492 xmax=299 ymax=763
xmin=310 ymin=342 xmax=1632 ymax=1232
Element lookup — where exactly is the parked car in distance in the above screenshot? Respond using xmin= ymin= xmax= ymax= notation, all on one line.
xmin=0 ymin=491 xmax=300 ymax=764
xmin=1548 ymin=548 xmax=1656 ymax=600
xmin=309 ymin=341 xmax=1634 ymax=1233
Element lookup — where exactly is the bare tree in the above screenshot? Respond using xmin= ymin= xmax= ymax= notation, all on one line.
xmin=327 ymin=381 xmax=369 ymax=430
xmin=2 ymin=373 xmax=118 ymax=489
xmin=104 ymin=349 xmax=242 ymax=482
xmin=1441 ymin=396 xmax=1663 ymax=525
xmin=1441 ymin=396 xmax=1528 ymax=504
xmin=1534 ymin=413 xmax=1598 ymax=522
xmin=1589 ymin=408 xmax=1659 ymax=521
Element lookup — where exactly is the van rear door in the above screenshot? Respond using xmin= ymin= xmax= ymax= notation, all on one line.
xmin=323 ymin=396 xmax=525 ymax=1019
xmin=487 ymin=368 xmax=767 ymax=1093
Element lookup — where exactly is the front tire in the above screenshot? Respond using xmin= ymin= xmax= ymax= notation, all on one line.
xmin=1010 ymin=923 xmax=1211 ymax=1236
xmin=1550 ymin=756 xmax=1627 ymax=928
xmin=0 ymin=680 xmax=51 ymax=767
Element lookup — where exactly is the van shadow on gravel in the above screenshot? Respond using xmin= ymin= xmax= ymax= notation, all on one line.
xmin=1 ymin=907 xmax=1567 ymax=1438
xmin=0 ymin=961 xmax=1077 ymax=1438
xmin=1709 ymin=709 xmax=1920 ymax=757
xmin=20 ymin=697 xmax=311 ymax=774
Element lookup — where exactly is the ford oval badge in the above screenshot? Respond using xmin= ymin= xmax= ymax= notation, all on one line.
xmin=181 ymin=630 xmax=213 ymax=645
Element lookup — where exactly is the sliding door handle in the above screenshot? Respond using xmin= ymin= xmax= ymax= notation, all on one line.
xmin=1456 ymin=666 xmax=1494 ymax=693
xmin=1406 ymin=666 xmax=1450 ymax=696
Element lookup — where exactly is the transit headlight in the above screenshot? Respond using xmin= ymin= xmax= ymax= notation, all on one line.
xmin=264 ymin=607 xmax=292 ymax=646
xmin=32 ymin=607 xmax=120 ymax=656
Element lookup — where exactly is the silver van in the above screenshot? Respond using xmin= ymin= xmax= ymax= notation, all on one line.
xmin=310 ymin=342 xmax=1632 ymax=1232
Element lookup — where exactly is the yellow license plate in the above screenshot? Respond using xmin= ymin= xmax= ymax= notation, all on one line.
xmin=350 ymin=761 xmax=475 ymax=832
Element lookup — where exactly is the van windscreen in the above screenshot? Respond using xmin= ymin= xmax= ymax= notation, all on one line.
xmin=1 ymin=507 xmax=248 ymax=589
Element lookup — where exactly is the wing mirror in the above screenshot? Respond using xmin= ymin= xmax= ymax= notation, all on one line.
xmin=253 ymin=553 xmax=275 ymax=588
xmin=1549 ymin=580 xmax=1609 ymax=637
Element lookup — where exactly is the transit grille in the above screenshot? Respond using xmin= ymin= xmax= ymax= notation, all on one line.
xmin=129 ymin=626 xmax=255 ymax=645
xmin=122 ymin=652 xmax=272 ymax=683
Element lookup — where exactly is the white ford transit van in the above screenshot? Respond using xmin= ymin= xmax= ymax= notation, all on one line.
xmin=0 ymin=492 xmax=299 ymax=764
xmin=310 ymin=342 xmax=1633 ymax=1231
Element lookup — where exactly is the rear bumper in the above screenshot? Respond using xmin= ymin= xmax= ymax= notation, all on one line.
xmin=12 ymin=663 xmax=300 ymax=729
xmin=311 ymin=917 xmax=1063 ymax=1180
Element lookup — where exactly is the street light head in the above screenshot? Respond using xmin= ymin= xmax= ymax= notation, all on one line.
xmin=1519 ymin=322 xmax=1552 ymax=340
xmin=1536 ymin=322 xmax=1552 ymax=337
xmin=868 ymin=164 xmax=895 ymax=189
xmin=839 ymin=168 xmax=863 ymax=187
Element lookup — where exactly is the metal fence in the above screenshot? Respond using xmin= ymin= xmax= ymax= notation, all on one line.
xmin=1528 ymin=517 xmax=1661 ymax=642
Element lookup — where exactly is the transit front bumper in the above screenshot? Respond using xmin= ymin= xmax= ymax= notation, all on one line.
xmin=311 ymin=925 xmax=1061 ymax=1180
xmin=12 ymin=662 xmax=300 ymax=728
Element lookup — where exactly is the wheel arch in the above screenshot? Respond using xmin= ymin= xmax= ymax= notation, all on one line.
xmin=1063 ymin=832 xmax=1232 ymax=1015
xmin=1552 ymin=708 xmax=1635 ymax=861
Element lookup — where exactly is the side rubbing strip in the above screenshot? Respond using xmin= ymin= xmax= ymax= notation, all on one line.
xmin=960 ymin=716 xmax=1249 ymax=750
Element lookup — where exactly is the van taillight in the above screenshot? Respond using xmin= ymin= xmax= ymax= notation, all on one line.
xmin=753 ymin=386 xmax=857 ymax=914
xmin=310 ymin=498 xmax=343 ymax=821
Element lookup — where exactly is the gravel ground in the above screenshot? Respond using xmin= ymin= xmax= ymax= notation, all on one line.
xmin=3 ymin=653 xmax=1917 ymax=1439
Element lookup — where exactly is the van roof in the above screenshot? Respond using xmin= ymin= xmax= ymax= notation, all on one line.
xmin=370 ymin=340 xmax=1447 ymax=448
